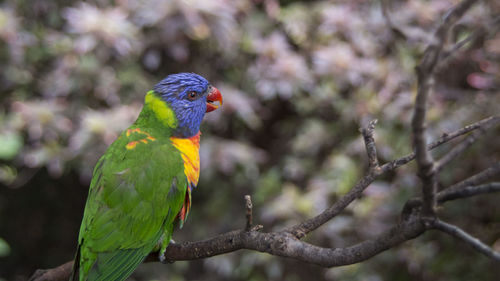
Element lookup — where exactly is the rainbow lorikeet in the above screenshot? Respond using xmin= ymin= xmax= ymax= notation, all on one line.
xmin=71 ymin=73 xmax=223 ymax=281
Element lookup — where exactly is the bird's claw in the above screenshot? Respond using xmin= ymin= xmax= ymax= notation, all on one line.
xmin=158 ymin=252 xmax=175 ymax=264
xmin=158 ymin=239 xmax=176 ymax=264
xmin=158 ymin=251 xmax=167 ymax=264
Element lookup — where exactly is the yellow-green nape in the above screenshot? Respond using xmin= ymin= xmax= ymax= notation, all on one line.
xmin=145 ymin=91 xmax=178 ymax=128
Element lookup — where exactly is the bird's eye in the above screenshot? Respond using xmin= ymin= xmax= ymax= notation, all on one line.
xmin=188 ymin=91 xmax=197 ymax=101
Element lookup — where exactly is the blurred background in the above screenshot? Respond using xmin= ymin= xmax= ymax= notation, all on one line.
xmin=1 ymin=0 xmax=500 ymax=280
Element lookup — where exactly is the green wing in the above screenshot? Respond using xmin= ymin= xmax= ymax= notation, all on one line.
xmin=72 ymin=128 xmax=187 ymax=281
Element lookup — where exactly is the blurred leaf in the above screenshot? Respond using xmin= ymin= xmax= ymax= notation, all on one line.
xmin=0 ymin=133 xmax=22 ymax=160
xmin=254 ymin=168 xmax=281 ymax=204
xmin=0 ymin=238 xmax=10 ymax=257
xmin=0 ymin=165 xmax=17 ymax=185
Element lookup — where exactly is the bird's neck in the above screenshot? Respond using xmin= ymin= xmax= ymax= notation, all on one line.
xmin=140 ymin=91 xmax=202 ymax=138
xmin=140 ymin=91 xmax=178 ymax=131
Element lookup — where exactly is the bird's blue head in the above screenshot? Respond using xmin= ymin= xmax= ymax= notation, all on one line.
xmin=153 ymin=73 xmax=223 ymax=138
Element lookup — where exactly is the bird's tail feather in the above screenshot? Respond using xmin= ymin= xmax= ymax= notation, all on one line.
xmin=70 ymin=244 xmax=82 ymax=281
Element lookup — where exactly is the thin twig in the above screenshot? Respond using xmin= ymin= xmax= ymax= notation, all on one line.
xmin=380 ymin=115 xmax=500 ymax=173
xmin=360 ymin=119 xmax=380 ymax=172
xmin=428 ymin=116 xmax=499 ymax=150
xmin=435 ymin=116 xmax=499 ymax=171
xmin=437 ymin=16 xmax=500 ymax=71
xmin=432 ymin=219 xmax=500 ymax=261
xmin=438 ymin=182 xmax=500 ymax=202
xmin=380 ymin=0 xmax=404 ymax=39
xmin=402 ymin=163 xmax=500 ymax=213
xmin=380 ymin=0 xmax=430 ymax=43
xmin=245 ymin=195 xmax=253 ymax=231
xmin=286 ymin=173 xmax=377 ymax=239
xmin=446 ymin=162 xmax=500 ymax=191
xmin=287 ymin=119 xmax=382 ymax=238
xmin=435 ymin=130 xmax=482 ymax=171
xmin=438 ymin=27 xmax=484 ymax=66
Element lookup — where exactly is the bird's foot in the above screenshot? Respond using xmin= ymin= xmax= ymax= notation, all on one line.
xmin=158 ymin=239 xmax=176 ymax=264
xmin=158 ymin=251 xmax=167 ymax=264
xmin=158 ymin=251 xmax=175 ymax=264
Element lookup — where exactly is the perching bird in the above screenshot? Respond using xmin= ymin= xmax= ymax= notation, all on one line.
xmin=71 ymin=73 xmax=223 ymax=281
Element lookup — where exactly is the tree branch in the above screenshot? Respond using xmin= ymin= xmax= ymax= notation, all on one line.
xmin=31 ymin=217 xmax=427 ymax=281
xmin=29 ymin=262 xmax=74 ymax=281
xmin=432 ymin=219 xmax=500 ymax=261
xmin=412 ymin=0 xmax=479 ymax=217
xmin=159 ymin=217 xmax=426 ymax=267
xmin=438 ymin=182 xmax=500 ymax=203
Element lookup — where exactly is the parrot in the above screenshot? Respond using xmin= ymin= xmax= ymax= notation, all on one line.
xmin=70 ymin=73 xmax=223 ymax=281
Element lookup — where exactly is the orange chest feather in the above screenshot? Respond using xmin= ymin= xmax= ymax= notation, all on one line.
xmin=170 ymin=132 xmax=201 ymax=189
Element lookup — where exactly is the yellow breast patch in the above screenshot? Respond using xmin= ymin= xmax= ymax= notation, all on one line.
xmin=170 ymin=132 xmax=201 ymax=188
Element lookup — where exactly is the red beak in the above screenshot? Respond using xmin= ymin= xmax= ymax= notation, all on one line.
xmin=206 ymin=86 xmax=223 ymax=113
